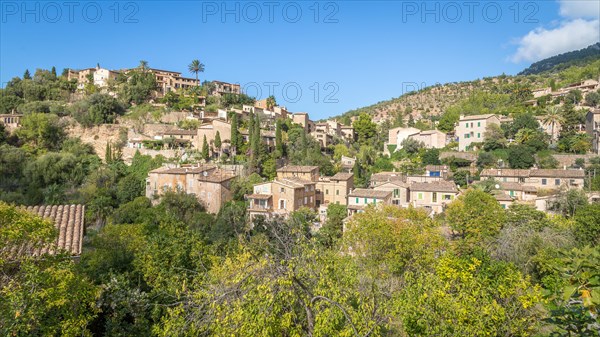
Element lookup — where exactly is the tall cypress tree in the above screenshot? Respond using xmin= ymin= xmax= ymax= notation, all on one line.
xmin=202 ymin=135 xmax=209 ymax=161
xmin=275 ymin=119 xmax=283 ymax=158
xmin=23 ymin=69 xmax=31 ymax=80
xmin=248 ymin=112 xmax=256 ymax=170
xmin=253 ymin=114 xmax=260 ymax=154
xmin=51 ymin=66 xmax=57 ymax=78
xmin=214 ymin=131 xmax=222 ymax=159
xmin=230 ymin=113 xmax=239 ymax=155
xmin=105 ymin=142 xmax=112 ymax=163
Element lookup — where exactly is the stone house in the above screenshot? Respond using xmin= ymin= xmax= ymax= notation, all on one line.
xmin=409 ymin=181 xmax=459 ymax=214
xmin=146 ymin=165 xmax=236 ymax=214
xmin=347 ymin=189 xmax=392 ymax=216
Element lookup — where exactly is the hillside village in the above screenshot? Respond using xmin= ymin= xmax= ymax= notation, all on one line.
xmin=2 ymin=50 xmax=600 ymax=336
xmin=2 ymin=57 xmax=600 ymax=221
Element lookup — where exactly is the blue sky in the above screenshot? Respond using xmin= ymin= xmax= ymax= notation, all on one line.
xmin=1 ymin=1 xmax=599 ymax=119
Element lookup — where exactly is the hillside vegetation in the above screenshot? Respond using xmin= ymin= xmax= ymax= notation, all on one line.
xmin=334 ymin=44 xmax=600 ymax=125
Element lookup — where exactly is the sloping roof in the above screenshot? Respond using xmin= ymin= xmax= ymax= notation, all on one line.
xmin=418 ymin=129 xmax=445 ymax=135
xmin=348 ymin=188 xmax=392 ymax=199
xmin=370 ymin=172 xmax=404 ymax=183
xmin=277 ymin=165 xmax=319 ymax=173
xmin=149 ymin=165 xmax=216 ymax=175
xmin=274 ymin=178 xmax=315 ymax=188
xmin=410 ymin=181 xmax=458 ymax=193
xmin=17 ymin=205 xmax=85 ymax=257
xmin=460 ymin=114 xmax=496 ymax=121
xmin=480 ymin=169 xmax=531 ymax=178
xmin=374 ymin=181 xmax=409 ymax=189
xmin=330 ymin=172 xmax=354 ymax=181
xmin=500 ymin=182 xmax=537 ymax=193
xmin=494 ymin=192 xmax=514 ymax=202
xmin=530 ymin=169 xmax=585 ymax=178
xmin=163 ymin=129 xmax=197 ymax=136
xmin=197 ymin=169 xmax=237 ymax=183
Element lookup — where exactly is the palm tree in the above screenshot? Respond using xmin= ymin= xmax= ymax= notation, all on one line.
xmin=266 ymin=95 xmax=276 ymax=111
xmin=188 ymin=59 xmax=205 ymax=86
xmin=139 ymin=60 xmax=149 ymax=72
xmin=542 ymin=105 xmax=564 ymax=144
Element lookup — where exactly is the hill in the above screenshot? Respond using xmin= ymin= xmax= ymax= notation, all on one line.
xmin=518 ymin=42 xmax=600 ymax=76
xmin=332 ymin=45 xmax=600 ymax=125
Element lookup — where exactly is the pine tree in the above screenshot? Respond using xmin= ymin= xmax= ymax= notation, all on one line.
xmin=23 ymin=69 xmax=31 ymax=80
xmin=202 ymin=135 xmax=209 ymax=161
xmin=408 ymin=114 xmax=415 ymax=127
xmin=51 ymin=66 xmax=57 ymax=78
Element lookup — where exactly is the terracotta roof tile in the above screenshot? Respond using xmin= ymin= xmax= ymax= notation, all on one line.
xmin=410 ymin=181 xmax=458 ymax=193
xmin=13 ymin=205 xmax=86 ymax=257
xmin=348 ymin=188 xmax=392 ymax=199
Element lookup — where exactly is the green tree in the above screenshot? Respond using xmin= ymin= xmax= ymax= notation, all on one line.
xmin=422 ymin=148 xmax=441 ymax=165
xmin=230 ymin=112 xmax=239 ymax=157
xmin=202 ymin=135 xmax=209 ymax=161
xmin=266 ymin=95 xmax=276 ymax=110
xmin=16 ymin=113 xmax=66 ymax=151
xmin=214 ymin=130 xmax=222 ymax=158
xmin=395 ymin=256 xmax=542 ymax=337
xmin=550 ymin=188 xmax=589 ymax=217
xmin=542 ymin=105 xmax=565 ymax=145
xmin=0 ymin=203 xmax=99 ymax=336
xmin=23 ymin=69 xmax=31 ymax=79
xmin=508 ymin=145 xmax=535 ymax=169
xmin=483 ymin=123 xmax=507 ymax=151
xmin=437 ymin=110 xmax=459 ymax=133
xmin=315 ymin=203 xmax=347 ymax=248
xmin=584 ymin=91 xmax=600 ymax=107
xmin=446 ymin=188 xmax=506 ymax=248
xmin=573 ymin=204 xmax=600 ymax=246
xmin=353 ymin=113 xmax=377 ymax=146
xmin=188 ymin=59 xmax=205 ymax=85
xmin=275 ymin=119 xmax=284 ymax=158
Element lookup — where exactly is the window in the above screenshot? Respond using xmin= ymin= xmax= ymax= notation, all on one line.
xmin=364 ymin=198 xmax=367 ymax=204
xmin=336 ymin=190 xmax=339 ymax=195
xmin=432 ymin=192 xmax=437 ymax=202
xmin=393 ymin=189 xmax=399 ymax=198
xmin=555 ymin=179 xmax=560 ymax=186
xmin=464 ymin=134 xmax=470 ymax=139
xmin=470 ymin=122 xmax=474 ymax=127
xmin=501 ymin=204 xmax=506 ymax=209
xmin=325 ymin=189 xmax=329 ymax=195
xmin=355 ymin=197 xmax=359 ymax=204
xmin=542 ymin=179 xmax=547 ymax=185
xmin=310 ymin=196 xmax=313 ymax=203
xmin=477 ymin=133 xmax=480 ymax=138
xmin=373 ymin=198 xmax=377 ymax=204
xmin=509 ymin=190 xmax=514 ymax=196
xmin=443 ymin=194 xmax=452 ymax=200
xmin=304 ymin=197 xmax=308 ymax=204
xmin=418 ymin=193 xmax=423 ymax=200
xmin=477 ymin=122 xmax=481 ymax=127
